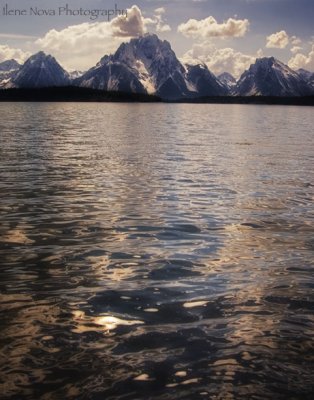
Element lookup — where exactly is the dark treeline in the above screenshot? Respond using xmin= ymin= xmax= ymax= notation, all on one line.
xmin=0 ymin=87 xmax=162 ymax=102
xmin=0 ymin=87 xmax=313 ymax=106
xmin=170 ymin=96 xmax=314 ymax=106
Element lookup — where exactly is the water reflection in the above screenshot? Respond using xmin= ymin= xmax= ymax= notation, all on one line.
xmin=71 ymin=310 xmax=144 ymax=334
xmin=0 ymin=103 xmax=313 ymax=399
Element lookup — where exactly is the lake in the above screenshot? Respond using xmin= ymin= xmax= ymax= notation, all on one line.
xmin=0 ymin=103 xmax=313 ymax=399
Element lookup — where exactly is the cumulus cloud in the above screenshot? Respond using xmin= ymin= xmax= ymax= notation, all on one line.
xmin=154 ymin=7 xmax=171 ymax=33
xmin=154 ymin=7 xmax=165 ymax=15
xmin=0 ymin=45 xmax=30 ymax=63
xmin=266 ymin=30 xmax=289 ymax=49
xmin=291 ymin=46 xmax=303 ymax=54
xmin=35 ymin=22 xmax=122 ymax=70
xmin=35 ymin=5 xmax=156 ymax=71
xmin=291 ymin=36 xmax=302 ymax=46
xmin=111 ymin=5 xmax=152 ymax=37
xmin=181 ymin=43 xmax=259 ymax=78
xmin=178 ymin=16 xmax=249 ymax=39
xmin=288 ymin=44 xmax=314 ymax=71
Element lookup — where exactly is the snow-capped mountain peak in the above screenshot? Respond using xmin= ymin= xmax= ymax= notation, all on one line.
xmin=235 ymin=56 xmax=312 ymax=96
xmin=0 ymin=59 xmax=21 ymax=72
xmin=8 ymin=51 xmax=70 ymax=88
xmin=112 ymin=33 xmax=188 ymax=98
xmin=185 ymin=63 xmax=227 ymax=96
xmin=0 ymin=59 xmax=21 ymax=87
xmin=218 ymin=72 xmax=237 ymax=89
xmin=77 ymin=34 xmax=186 ymax=98
xmin=69 ymin=70 xmax=85 ymax=79
xmin=78 ymin=34 xmax=227 ymax=99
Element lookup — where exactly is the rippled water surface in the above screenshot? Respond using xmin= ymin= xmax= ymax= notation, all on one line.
xmin=0 ymin=103 xmax=313 ymax=399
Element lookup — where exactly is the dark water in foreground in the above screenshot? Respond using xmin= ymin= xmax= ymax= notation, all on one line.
xmin=0 ymin=103 xmax=313 ymax=400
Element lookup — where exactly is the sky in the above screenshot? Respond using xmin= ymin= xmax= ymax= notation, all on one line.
xmin=0 ymin=0 xmax=313 ymax=77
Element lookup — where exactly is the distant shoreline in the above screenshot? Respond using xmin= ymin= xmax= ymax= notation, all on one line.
xmin=0 ymin=87 xmax=313 ymax=106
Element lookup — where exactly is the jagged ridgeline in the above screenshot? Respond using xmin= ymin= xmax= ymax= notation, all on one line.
xmin=0 ymin=34 xmax=313 ymax=99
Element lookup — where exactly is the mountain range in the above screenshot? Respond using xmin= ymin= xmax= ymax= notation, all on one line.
xmin=0 ymin=34 xmax=313 ymax=99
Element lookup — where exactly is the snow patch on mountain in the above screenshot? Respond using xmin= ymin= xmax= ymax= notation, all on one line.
xmin=218 ymin=72 xmax=236 ymax=90
xmin=69 ymin=70 xmax=85 ymax=79
xmin=0 ymin=59 xmax=21 ymax=86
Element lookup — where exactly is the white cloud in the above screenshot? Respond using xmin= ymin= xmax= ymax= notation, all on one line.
xmin=181 ymin=43 xmax=258 ymax=78
xmin=178 ymin=16 xmax=249 ymax=39
xmin=291 ymin=35 xmax=302 ymax=46
xmin=291 ymin=46 xmax=303 ymax=54
xmin=288 ymin=44 xmax=314 ymax=71
xmin=266 ymin=30 xmax=289 ymax=49
xmin=180 ymin=42 xmax=214 ymax=64
xmin=156 ymin=23 xmax=171 ymax=33
xmin=154 ymin=7 xmax=166 ymax=15
xmin=35 ymin=5 xmax=155 ymax=71
xmin=0 ymin=45 xmax=30 ymax=64
xmin=111 ymin=5 xmax=152 ymax=37
xmin=154 ymin=7 xmax=171 ymax=33
xmin=35 ymin=23 xmax=122 ymax=70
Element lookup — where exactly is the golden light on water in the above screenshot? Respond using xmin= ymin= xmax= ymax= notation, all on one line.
xmin=71 ymin=310 xmax=144 ymax=334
